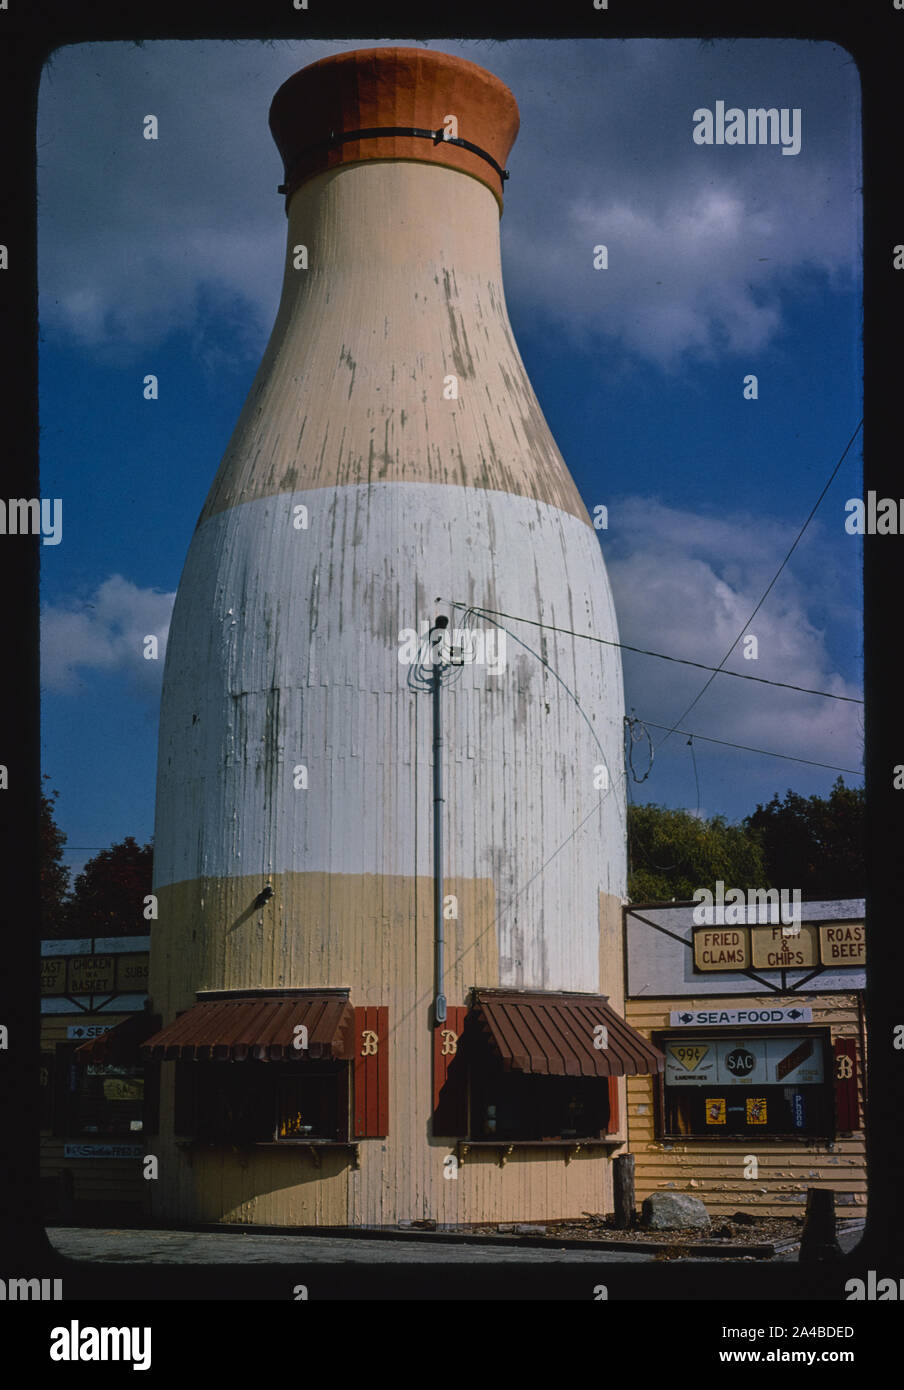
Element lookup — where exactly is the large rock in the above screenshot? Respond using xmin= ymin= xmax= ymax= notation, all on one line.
xmin=640 ymin=1192 xmax=711 ymax=1231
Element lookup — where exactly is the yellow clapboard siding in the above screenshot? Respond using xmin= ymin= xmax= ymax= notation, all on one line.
xmin=624 ymin=992 xmax=867 ymax=1217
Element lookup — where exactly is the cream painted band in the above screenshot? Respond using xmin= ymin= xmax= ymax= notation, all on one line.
xmin=198 ymin=161 xmax=592 ymax=525
xmin=150 ymin=872 xmax=500 ymax=1014
xmin=148 ymin=879 xmax=628 ymax=1226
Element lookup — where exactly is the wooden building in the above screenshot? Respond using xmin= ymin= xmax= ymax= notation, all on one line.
xmin=139 ymin=47 xmax=661 ymax=1228
xmin=623 ymin=898 xmax=866 ymax=1220
xmin=39 ymin=936 xmax=154 ymax=1221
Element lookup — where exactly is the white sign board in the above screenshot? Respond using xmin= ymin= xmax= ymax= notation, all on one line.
xmin=63 ymin=1144 xmax=144 ymax=1159
xmin=669 ymin=1007 xmax=812 ymax=1027
xmin=665 ymin=1034 xmax=824 ymax=1087
xmin=66 ymin=1023 xmax=114 ymax=1040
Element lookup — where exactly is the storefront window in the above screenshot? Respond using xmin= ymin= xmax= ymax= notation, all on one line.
xmin=467 ymin=1061 xmax=610 ymax=1141
xmin=52 ymin=1044 xmax=146 ymax=1137
xmin=658 ymin=1031 xmax=833 ymax=1138
xmin=175 ymin=1060 xmax=349 ymax=1143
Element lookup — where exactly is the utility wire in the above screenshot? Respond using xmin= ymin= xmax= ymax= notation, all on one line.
xmin=438 ymin=600 xmax=862 ymax=706
xmin=641 ymin=719 xmax=861 ymax=776
xmin=655 ymin=416 xmax=864 ymax=747
xmin=687 ymin=735 xmax=701 ymax=817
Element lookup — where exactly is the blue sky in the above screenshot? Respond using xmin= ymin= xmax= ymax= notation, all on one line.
xmin=37 ymin=37 xmax=863 ymax=884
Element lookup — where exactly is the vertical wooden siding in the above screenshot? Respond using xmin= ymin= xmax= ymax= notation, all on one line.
xmin=624 ymin=993 xmax=867 ymax=1218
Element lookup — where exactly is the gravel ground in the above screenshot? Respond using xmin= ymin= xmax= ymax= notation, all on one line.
xmin=507 ymin=1212 xmax=807 ymax=1246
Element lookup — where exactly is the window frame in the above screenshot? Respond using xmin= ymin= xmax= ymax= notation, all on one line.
xmin=652 ymin=1025 xmax=836 ymax=1142
xmin=174 ymin=1057 xmax=352 ymax=1146
xmin=463 ymin=1054 xmax=613 ymax=1143
xmin=51 ymin=1040 xmax=148 ymax=1139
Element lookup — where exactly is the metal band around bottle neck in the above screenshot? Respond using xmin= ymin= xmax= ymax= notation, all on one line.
xmin=278 ymin=125 xmax=510 ymax=199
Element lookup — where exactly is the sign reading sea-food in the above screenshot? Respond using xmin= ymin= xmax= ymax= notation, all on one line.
xmin=693 ymin=928 xmax=750 ymax=971
xmin=669 ymin=1007 xmax=812 ymax=1026
xmin=751 ymin=924 xmax=819 ymax=969
xmin=665 ymin=1035 xmax=824 ymax=1086
xmin=66 ymin=1023 xmax=114 ymax=1040
xmin=819 ymin=922 xmax=865 ymax=967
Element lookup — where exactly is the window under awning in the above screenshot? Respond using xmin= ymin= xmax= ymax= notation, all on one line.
xmin=74 ymin=1011 xmax=162 ymax=1066
xmin=139 ymin=991 xmax=355 ymax=1062
xmin=467 ymin=988 xmax=665 ymax=1078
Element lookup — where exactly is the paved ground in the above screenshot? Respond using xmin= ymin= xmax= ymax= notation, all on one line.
xmin=48 ymin=1227 xmax=655 ymax=1263
xmin=47 ymin=1222 xmax=865 ymax=1265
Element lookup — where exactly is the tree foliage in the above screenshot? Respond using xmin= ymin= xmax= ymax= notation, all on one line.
xmin=628 ymin=778 xmax=865 ymax=903
xmin=628 ymin=803 xmax=766 ymax=902
xmin=40 ymin=778 xmax=71 ymax=938
xmin=64 ymin=836 xmax=154 ymax=939
xmin=743 ymin=777 xmax=864 ymax=898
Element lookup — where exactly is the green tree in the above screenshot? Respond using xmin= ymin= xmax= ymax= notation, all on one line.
xmin=743 ymin=777 xmax=864 ymax=898
xmin=628 ymin=802 xmax=766 ymax=902
xmin=40 ymin=777 xmax=71 ymax=938
xmin=64 ymin=836 xmax=154 ymax=939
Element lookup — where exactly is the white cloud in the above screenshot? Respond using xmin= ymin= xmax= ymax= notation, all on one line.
xmin=605 ymin=497 xmax=862 ymax=773
xmin=37 ymin=38 xmax=860 ymax=369
xmin=41 ymin=575 xmax=175 ymax=694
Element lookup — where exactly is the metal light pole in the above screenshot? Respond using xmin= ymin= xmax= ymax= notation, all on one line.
xmin=430 ymin=617 xmax=449 ymax=1026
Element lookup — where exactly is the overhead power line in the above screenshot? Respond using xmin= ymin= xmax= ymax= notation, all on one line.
xmin=655 ymin=416 xmax=864 ymax=748
xmin=640 ymin=719 xmax=862 ymax=776
xmin=438 ymin=600 xmax=862 ymax=706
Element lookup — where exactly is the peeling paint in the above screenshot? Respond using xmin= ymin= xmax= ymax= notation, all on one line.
xmin=152 ymin=146 xmax=626 ymax=1230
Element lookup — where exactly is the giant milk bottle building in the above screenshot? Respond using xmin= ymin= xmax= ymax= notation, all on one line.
xmin=141 ymin=47 xmax=664 ymax=1227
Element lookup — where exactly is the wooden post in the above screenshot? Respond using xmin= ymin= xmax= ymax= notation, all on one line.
xmin=613 ymin=1153 xmax=635 ymax=1229
xmin=799 ymin=1187 xmax=843 ymax=1261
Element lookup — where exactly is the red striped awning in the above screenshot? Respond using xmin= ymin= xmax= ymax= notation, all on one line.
xmin=140 ymin=992 xmax=354 ymax=1061
xmin=468 ymin=989 xmax=664 ymax=1078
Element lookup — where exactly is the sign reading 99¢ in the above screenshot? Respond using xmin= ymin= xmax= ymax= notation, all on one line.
xmin=665 ymin=1042 xmax=715 ymax=1085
